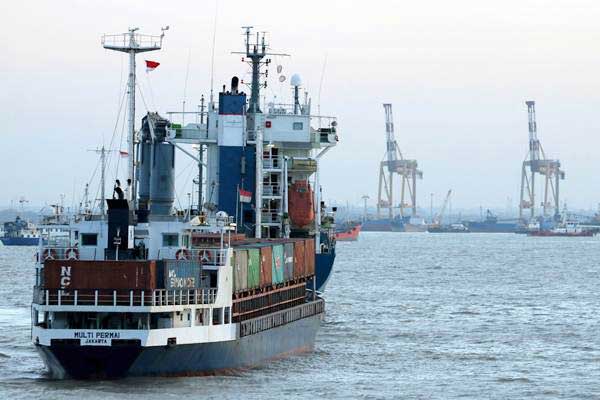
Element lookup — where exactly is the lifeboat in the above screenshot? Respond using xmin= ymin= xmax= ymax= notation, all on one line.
xmin=288 ymin=180 xmax=315 ymax=229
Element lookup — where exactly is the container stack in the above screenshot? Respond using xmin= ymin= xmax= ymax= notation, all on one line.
xmin=232 ymin=238 xmax=315 ymax=293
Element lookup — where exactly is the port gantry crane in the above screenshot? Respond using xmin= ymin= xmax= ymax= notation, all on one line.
xmin=376 ymin=103 xmax=423 ymax=220
xmin=518 ymin=101 xmax=565 ymax=223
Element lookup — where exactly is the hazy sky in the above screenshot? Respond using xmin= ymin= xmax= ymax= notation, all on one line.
xmin=2 ymin=0 xmax=600 ymax=212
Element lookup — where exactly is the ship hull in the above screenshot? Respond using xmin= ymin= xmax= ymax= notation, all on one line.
xmin=335 ymin=225 xmax=361 ymax=241
xmin=527 ymin=231 xmax=594 ymax=237
xmin=36 ymin=312 xmax=322 ymax=379
xmin=315 ymin=248 xmax=335 ymax=292
xmin=465 ymin=222 xmax=516 ymax=233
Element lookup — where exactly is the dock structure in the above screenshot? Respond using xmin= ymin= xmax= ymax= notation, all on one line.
xmin=376 ymin=104 xmax=422 ymax=219
xmin=518 ymin=101 xmax=565 ymax=222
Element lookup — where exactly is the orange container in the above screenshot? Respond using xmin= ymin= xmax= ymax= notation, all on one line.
xmin=259 ymin=246 xmax=273 ymax=287
xmin=304 ymin=238 xmax=315 ymax=276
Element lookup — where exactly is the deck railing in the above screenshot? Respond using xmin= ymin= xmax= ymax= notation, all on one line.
xmin=239 ymin=298 xmax=324 ymax=337
xmin=33 ymin=287 xmax=217 ymax=307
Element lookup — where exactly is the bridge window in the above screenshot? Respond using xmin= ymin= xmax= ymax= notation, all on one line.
xmin=81 ymin=233 xmax=98 ymax=246
xmin=212 ymin=308 xmax=222 ymax=325
xmin=162 ymin=233 xmax=179 ymax=247
xmin=293 ymin=122 xmax=303 ymax=130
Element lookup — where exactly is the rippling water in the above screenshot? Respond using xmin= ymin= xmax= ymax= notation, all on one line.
xmin=1 ymin=233 xmax=600 ymax=399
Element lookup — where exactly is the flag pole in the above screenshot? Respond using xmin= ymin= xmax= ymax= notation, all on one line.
xmin=235 ymin=184 xmax=240 ymax=233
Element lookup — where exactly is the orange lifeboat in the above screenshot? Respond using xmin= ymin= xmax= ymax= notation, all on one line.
xmin=288 ymin=180 xmax=315 ymax=229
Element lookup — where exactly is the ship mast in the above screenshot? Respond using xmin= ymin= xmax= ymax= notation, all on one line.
xmin=102 ymin=27 xmax=167 ymax=205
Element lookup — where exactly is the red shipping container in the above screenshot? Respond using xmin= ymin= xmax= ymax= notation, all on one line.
xmin=43 ymin=260 xmax=157 ymax=290
xmin=293 ymin=240 xmax=306 ymax=278
xmin=259 ymin=246 xmax=273 ymax=287
xmin=304 ymin=238 xmax=316 ymax=276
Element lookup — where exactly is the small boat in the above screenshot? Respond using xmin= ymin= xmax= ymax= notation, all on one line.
xmin=528 ymin=221 xmax=594 ymax=237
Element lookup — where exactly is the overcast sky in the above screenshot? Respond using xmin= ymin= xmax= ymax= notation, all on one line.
xmin=2 ymin=0 xmax=600 ymax=213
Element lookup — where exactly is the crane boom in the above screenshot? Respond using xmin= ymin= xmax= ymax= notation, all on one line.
xmin=434 ymin=189 xmax=452 ymax=225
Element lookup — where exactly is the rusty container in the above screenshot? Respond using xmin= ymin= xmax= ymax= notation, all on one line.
xmin=43 ymin=260 xmax=157 ymax=290
xmin=293 ymin=240 xmax=306 ymax=278
xmin=283 ymin=242 xmax=294 ymax=282
xmin=259 ymin=246 xmax=273 ymax=287
xmin=304 ymin=238 xmax=316 ymax=276
xmin=232 ymin=249 xmax=249 ymax=292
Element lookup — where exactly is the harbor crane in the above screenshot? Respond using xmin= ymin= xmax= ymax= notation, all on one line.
xmin=518 ymin=101 xmax=565 ymax=222
xmin=376 ymin=104 xmax=423 ymax=219
xmin=431 ymin=189 xmax=452 ymax=227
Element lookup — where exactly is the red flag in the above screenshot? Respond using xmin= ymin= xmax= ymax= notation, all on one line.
xmin=239 ymin=189 xmax=252 ymax=203
xmin=145 ymin=60 xmax=160 ymax=72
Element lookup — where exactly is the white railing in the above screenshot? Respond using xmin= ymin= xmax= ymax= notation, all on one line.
xmin=239 ymin=298 xmax=324 ymax=337
xmin=34 ymin=288 xmax=217 ymax=307
xmin=262 ymin=184 xmax=282 ymax=197
xmin=261 ymin=212 xmax=282 ymax=224
xmin=263 ymin=157 xmax=282 ymax=169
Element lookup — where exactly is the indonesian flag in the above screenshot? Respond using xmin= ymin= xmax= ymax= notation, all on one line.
xmin=145 ymin=60 xmax=160 ymax=72
xmin=119 ymin=150 xmax=128 ymax=158
xmin=239 ymin=189 xmax=252 ymax=203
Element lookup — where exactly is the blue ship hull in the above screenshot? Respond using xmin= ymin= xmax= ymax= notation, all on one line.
xmin=36 ymin=312 xmax=322 ymax=379
xmin=315 ymin=248 xmax=336 ymax=292
xmin=0 ymin=237 xmax=43 ymax=246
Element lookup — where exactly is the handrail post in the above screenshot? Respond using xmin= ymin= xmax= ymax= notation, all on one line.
xmin=113 ymin=290 xmax=116 ymax=306
xmin=58 ymin=290 xmax=61 ymax=306
xmin=45 ymin=290 xmax=49 ymax=306
xmin=141 ymin=290 xmax=145 ymax=306
xmin=130 ymin=291 xmax=133 ymax=307
xmin=95 ymin=290 xmax=98 ymax=306
xmin=74 ymin=290 xmax=78 ymax=306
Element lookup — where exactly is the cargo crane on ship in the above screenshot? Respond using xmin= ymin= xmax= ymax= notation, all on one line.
xmin=518 ymin=101 xmax=565 ymax=228
xmin=376 ymin=103 xmax=423 ymax=230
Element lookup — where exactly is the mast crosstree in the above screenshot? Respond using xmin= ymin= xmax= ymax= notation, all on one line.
xmin=101 ymin=27 xmax=168 ymax=203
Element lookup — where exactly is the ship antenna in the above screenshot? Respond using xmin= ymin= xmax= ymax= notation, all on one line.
xmin=209 ymin=0 xmax=219 ymax=107
xmin=317 ymin=52 xmax=328 ymax=120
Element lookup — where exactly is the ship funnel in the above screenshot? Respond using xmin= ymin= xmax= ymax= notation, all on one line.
xmin=231 ymin=76 xmax=239 ymax=94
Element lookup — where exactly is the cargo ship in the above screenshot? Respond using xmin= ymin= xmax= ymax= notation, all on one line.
xmin=0 ymin=216 xmax=44 ymax=246
xmin=463 ymin=210 xmax=516 ymax=233
xmin=31 ymin=27 xmax=338 ymax=378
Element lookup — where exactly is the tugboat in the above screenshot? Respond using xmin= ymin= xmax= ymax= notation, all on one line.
xmin=528 ymin=221 xmax=594 ymax=237
xmin=31 ymin=27 xmax=339 ymax=379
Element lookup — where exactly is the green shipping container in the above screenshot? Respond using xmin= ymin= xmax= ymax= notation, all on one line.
xmin=233 ymin=250 xmax=248 ymax=292
xmin=247 ymin=248 xmax=261 ymax=289
xmin=271 ymin=244 xmax=285 ymax=285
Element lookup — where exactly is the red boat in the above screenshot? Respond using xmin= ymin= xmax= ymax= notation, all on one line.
xmin=335 ymin=223 xmax=362 ymax=241
xmin=527 ymin=222 xmax=595 ymax=237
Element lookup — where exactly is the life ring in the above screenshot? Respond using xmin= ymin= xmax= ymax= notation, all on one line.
xmin=198 ymin=249 xmax=213 ymax=264
xmin=42 ymin=249 xmax=57 ymax=261
xmin=175 ymin=248 xmax=190 ymax=261
xmin=65 ymin=248 xmax=79 ymax=260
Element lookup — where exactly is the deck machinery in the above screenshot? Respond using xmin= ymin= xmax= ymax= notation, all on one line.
xmin=376 ymin=104 xmax=423 ymax=219
xmin=518 ymin=101 xmax=565 ymax=223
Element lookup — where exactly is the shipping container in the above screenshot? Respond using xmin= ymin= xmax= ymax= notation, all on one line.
xmin=259 ymin=246 xmax=273 ymax=287
xmin=247 ymin=248 xmax=260 ymax=289
xmin=293 ymin=240 xmax=306 ymax=278
xmin=304 ymin=238 xmax=315 ymax=276
xmin=43 ymin=260 xmax=157 ymax=290
xmin=283 ymin=243 xmax=294 ymax=282
xmin=233 ymin=250 xmax=248 ymax=292
xmin=161 ymin=260 xmax=202 ymax=290
xmin=271 ymin=244 xmax=284 ymax=285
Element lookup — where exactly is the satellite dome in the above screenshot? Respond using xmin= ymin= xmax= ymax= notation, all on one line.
xmin=290 ymin=74 xmax=302 ymax=87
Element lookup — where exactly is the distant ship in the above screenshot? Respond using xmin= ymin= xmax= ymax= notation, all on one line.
xmin=528 ymin=221 xmax=596 ymax=237
xmin=0 ymin=216 xmax=43 ymax=246
xmin=464 ymin=210 xmax=517 ymax=233
xmin=335 ymin=222 xmax=361 ymax=241
xmin=427 ymin=223 xmax=469 ymax=233
xmin=362 ymin=217 xmax=404 ymax=232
